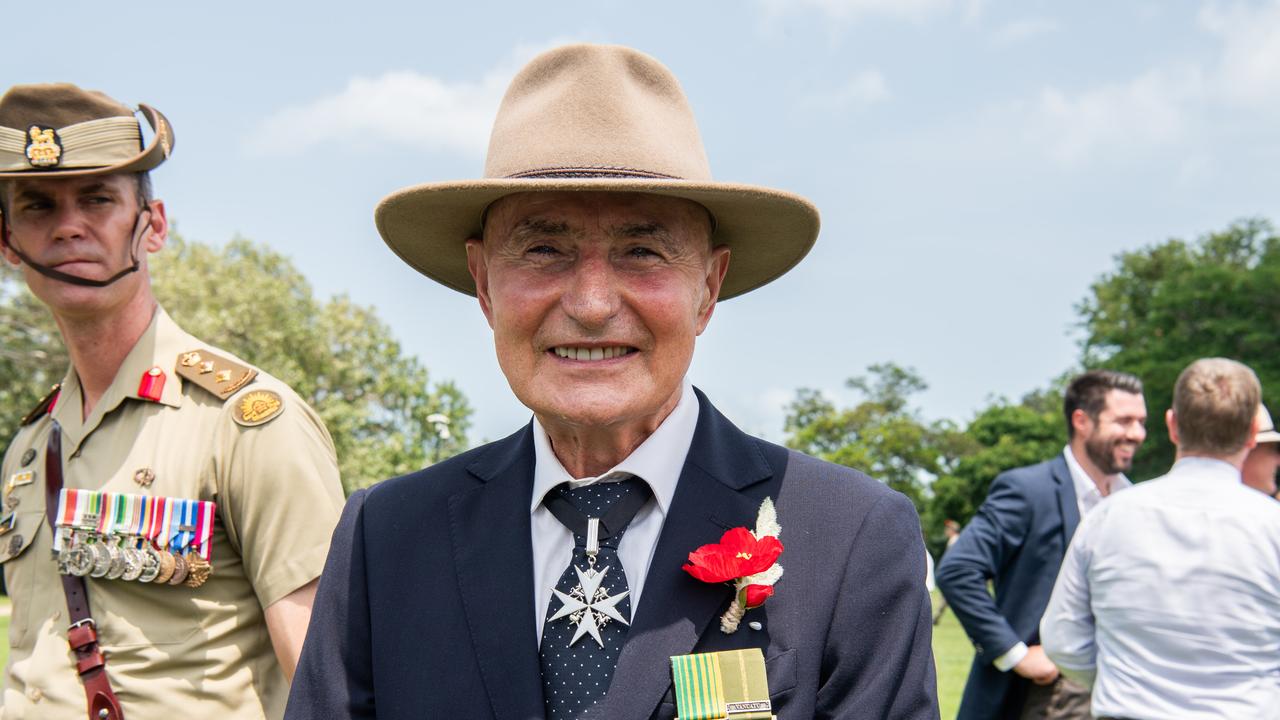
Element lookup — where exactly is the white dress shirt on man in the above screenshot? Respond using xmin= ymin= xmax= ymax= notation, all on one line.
xmin=1041 ymin=457 xmax=1280 ymax=720
xmin=992 ymin=446 xmax=1131 ymax=672
xmin=529 ymin=380 xmax=698 ymax=640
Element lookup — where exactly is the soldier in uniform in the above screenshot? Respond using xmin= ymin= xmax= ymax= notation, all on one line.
xmin=0 ymin=83 xmax=345 ymax=719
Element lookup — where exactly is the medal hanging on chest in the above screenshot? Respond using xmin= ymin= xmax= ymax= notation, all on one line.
xmin=547 ymin=518 xmax=632 ymax=648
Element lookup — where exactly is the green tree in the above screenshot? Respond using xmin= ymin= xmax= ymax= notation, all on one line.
xmin=924 ymin=392 xmax=1065 ymax=547
xmin=784 ymin=363 xmax=973 ymax=515
xmin=1078 ymin=218 xmax=1280 ymax=480
xmin=0 ymin=234 xmax=470 ymax=493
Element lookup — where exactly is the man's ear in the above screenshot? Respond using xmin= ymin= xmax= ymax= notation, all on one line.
xmin=0 ymin=219 xmax=19 ymax=267
xmin=465 ymin=238 xmax=495 ymax=329
xmin=1071 ymin=408 xmax=1092 ymax=438
xmin=695 ymin=245 xmax=731 ymax=336
xmin=1166 ymin=408 xmax=1179 ymax=446
xmin=143 ymin=200 xmax=168 ymax=252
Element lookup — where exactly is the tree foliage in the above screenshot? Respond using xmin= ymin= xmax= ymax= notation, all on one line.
xmin=1078 ymin=218 xmax=1280 ymax=480
xmin=784 ymin=363 xmax=973 ymax=514
xmin=0 ymin=234 xmax=471 ymax=494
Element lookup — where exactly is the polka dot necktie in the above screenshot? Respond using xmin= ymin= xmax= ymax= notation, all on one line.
xmin=539 ymin=478 xmax=651 ymax=719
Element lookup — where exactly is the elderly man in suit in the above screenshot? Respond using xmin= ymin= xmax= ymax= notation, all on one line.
xmin=936 ymin=370 xmax=1146 ymax=720
xmin=285 ymin=44 xmax=938 ymax=720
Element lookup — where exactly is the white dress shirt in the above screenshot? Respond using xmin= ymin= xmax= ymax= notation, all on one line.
xmin=1041 ymin=457 xmax=1280 ymax=719
xmin=530 ymin=381 xmax=699 ymax=640
xmin=993 ymin=446 xmax=1131 ymax=672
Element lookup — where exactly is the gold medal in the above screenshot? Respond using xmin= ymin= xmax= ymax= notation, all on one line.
xmin=183 ymin=553 xmax=213 ymax=588
xmin=167 ymin=552 xmax=189 ymax=585
xmin=153 ymin=550 xmax=177 ymax=584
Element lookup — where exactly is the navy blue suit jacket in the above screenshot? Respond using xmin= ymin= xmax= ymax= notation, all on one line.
xmin=934 ymin=455 xmax=1080 ymax=720
xmin=285 ymin=391 xmax=938 ymax=719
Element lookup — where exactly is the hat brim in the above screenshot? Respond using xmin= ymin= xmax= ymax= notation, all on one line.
xmin=0 ymin=104 xmax=173 ymax=180
xmin=1258 ymin=430 xmax=1280 ymax=444
xmin=375 ymin=178 xmax=820 ymax=300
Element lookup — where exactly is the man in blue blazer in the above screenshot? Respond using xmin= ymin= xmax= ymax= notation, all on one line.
xmin=935 ymin=371 xmax=1146 ymax=719
xmin=285 ymin=43 xmax=938 ymax=720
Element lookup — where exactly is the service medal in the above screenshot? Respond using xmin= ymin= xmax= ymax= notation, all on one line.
xmin=138 ymin=545 xmax=162 ymax=583
xmin=105 ymin=544 xmax=128 ymax=580
xmin=89 ymin=543 xmax=113 ymax=578
xmin=167 ymin=552 xmax=189 ymax=585
xmin=153 ymin=550 xmax=177 ymax=584
xmin=120 ymin=547 xmax=145 ymax=581
xmin=183 ymin=552 xmax=213 ymax=588
xmin=65 ymin=545 xmax=95 ymax=577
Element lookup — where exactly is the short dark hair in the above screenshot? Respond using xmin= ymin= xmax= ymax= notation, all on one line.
xmin=0 ymin=171 xmax=153 ymax=227
xmin=1063 ymin=370 xmax=1144 ymax=438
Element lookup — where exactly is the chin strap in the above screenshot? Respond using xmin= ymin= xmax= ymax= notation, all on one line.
xmin=3 ymin=209 xmax=151 ymax=288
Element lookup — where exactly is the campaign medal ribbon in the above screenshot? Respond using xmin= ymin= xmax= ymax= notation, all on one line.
xmin=670 ymin=649 xmax=773 ymax=720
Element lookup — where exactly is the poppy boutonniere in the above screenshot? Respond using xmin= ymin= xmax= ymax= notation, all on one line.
xmin=682 ymin=497 xmax=784 ymax=633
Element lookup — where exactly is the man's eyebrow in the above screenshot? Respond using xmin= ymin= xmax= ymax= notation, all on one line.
xmin=77 ymin=182 xmax=111 ymax=195
xmin=616 ymin=221 xmax=668 ymax=238
xmin=512 ymin=218 xmax=572 ymax=238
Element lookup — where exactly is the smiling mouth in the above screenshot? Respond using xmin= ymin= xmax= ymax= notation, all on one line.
xmin=551 ymin=346 xmax=637 ymax=362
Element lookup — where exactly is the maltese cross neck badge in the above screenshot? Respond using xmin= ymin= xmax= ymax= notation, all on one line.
xmin=547 ymin=563 xmax=630 ymax=648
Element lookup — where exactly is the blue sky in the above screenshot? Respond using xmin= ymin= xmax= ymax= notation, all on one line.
xmin=9 ymin=1 xmax=1280 ymax=443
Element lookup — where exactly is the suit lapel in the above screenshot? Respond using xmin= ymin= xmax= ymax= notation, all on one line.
xmin=1052 ymin=454 xmax=1081 ymax=547
xmin=593 ymin=391 xmax=778 ymax=720
xmin=448 ymin=426 xmax=545 ymax=720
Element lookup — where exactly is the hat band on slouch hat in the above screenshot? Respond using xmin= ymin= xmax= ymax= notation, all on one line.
xmin=0 ymin=116 xmax=142 ymax=172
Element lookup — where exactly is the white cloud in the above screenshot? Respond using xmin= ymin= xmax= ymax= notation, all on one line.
xmin=1199 ymin=1 xmax=1280 ymax=108
xmin=249 ymin=40 xmax=572 ymax=157
xmin=756 ymin=0 xmax=952 ymax=22
xmin=801 ymin=69 xmax=889 ymax=111
xmin=993 ymin=17 xmax=1059 ymax=44
xmin=1029 ymin=67 xmax=1201 ymax=165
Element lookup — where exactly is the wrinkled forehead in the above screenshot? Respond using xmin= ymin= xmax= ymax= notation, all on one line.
xmin=482 ymin=190 xmax=714 ymax=245
xmin=6 ymin=172 xmax=135 ymax=200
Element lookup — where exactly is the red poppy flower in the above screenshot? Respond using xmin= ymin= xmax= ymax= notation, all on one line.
xmin=743 ymin=584 xmax=774 ymax=609
xmin=682 ymin=527 xmax=784 ymax=584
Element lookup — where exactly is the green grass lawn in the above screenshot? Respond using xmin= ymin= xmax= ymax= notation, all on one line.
xmin=932 ymin=592 xmax=973 ymax=720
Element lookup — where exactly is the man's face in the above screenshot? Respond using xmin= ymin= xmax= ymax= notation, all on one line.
xmin=1 ymin=173 xmax=164 ymax=319
xmin=467 ymin=191 xmax=730 ymax=433
xmin=1242 ymin=442 xmax=1280 ymax=496
xmin=1080 ymin=390 xmax=1148 ymax=474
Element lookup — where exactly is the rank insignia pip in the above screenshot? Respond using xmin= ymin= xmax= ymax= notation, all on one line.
xmin=20 ymin=449 xmax=36 ymax=467
xmin=233 ymin=390 xmax=284 ymax=427
xmin=174 ymin=349 xmax=257 ymax=400
xmin=25 ymin=126 xmax=62 ymax=168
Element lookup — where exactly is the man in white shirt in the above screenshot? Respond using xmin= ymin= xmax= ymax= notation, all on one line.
xmin=1042 ymin=357 xmax=1280 ymax=720
xmin=937 ymin=370 xmax=1146 ymax=719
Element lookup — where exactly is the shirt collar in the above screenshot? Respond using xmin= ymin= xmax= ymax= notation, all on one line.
xmin=53 ymin=306 xmax=191 ymax=434
xmin=1169 ymin=456 xmax=1244 ymax=484
xmin=1063 ymin=445 xmax=1131 ymax=500
xmin=530 ymin=380 xmax=699 ymax=518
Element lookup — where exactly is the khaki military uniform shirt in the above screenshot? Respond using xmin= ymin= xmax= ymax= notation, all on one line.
xmin=0 ymin=308 xmax=345 ymax=719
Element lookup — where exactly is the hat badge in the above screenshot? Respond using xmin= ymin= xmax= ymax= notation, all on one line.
xmin=24 ymin=126 xmax=61 ymax=168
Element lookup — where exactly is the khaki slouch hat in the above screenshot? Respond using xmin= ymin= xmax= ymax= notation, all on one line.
xmin=376 ymin=43 xmax=820 ymax=300
xmin=0 ymin=83 xmax=173 ymax=179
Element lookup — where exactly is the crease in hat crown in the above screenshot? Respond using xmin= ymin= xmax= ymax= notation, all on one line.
xmin=375 ymin=43 xmax=821 ymax=300
xmin=0 ymin=82 xmax=173 ymax=178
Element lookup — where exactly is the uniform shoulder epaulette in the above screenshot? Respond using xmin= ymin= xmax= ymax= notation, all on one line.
xmin=20 ymin=384 xmax=60 ymax=426
xmin=174 ymin=348 xmax=258 ymax=401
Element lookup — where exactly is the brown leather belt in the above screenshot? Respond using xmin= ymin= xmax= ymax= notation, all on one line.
xmin=44 ymin=422 xmax=125 ymax=720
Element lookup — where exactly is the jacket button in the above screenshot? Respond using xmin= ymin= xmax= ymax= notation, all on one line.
xmin=26 ymin=687 xmax=42 ymax=702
